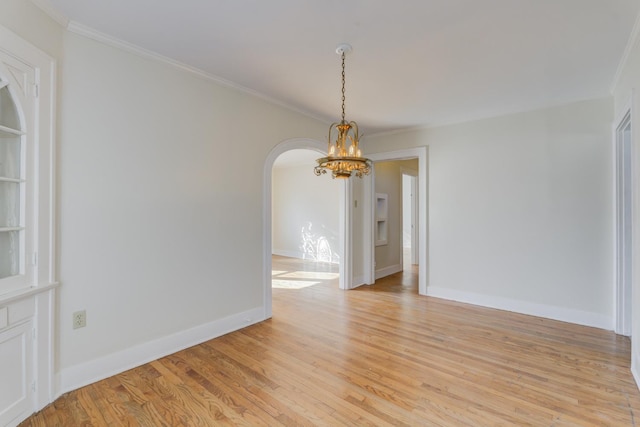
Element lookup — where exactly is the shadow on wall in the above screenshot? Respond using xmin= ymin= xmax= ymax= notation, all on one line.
xmin=300 ymin=222 xmax=340 ymax=263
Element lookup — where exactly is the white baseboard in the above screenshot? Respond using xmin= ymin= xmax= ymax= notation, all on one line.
xmin=351 ymin=275 xmax=368 ymax=289
xmin=58 ymin=307 xmax=265 ymax=396
xmin=272 ymin=249 xmax=303 ymax=259
xmin=375 ymin=263 xmax=403 ymax=280
xmin=632 ymin=352 xmax=640 ymax=391
xmin=272 ymin=249 xmax=339 ymax=264
xmin=426 ymin=286 xmax=613 ymax=330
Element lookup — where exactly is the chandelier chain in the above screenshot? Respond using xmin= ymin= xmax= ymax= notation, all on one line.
xmin=341 ymin=51 xmax=346 ymax=122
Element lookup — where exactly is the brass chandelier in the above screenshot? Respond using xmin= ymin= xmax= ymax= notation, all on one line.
xmin=315 ymin=44 xmax=371 ymax=179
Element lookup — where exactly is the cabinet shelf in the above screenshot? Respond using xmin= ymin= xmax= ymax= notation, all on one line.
xmin=375 ymin=193 xmax=388 ymax=246
xmin=0 ymin=125 xmax=23 ymax=137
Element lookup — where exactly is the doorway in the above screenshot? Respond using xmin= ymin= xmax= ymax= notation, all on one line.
xmin=615 ymin=107 xmax=633 ymax=336
xmin=263 ymin=138 xmax=351 ymax=319
xmin=271 ymin=148 xmax=341 ymax=290
xmin=364 ymin=147 xmax=428 ymax=295
xmin=402 ymin=171 xmax=418 ymax=268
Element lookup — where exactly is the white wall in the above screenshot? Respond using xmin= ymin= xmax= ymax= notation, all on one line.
xmin=57 ymin=32 xmax=327 ymax=390
xmin=613 ymin=29 xmax=640 ymax=117
xmin=0 ymin=0 xmax=63 ymax=59
xmin=612 ymin=23 xmax=640 ymax=385
xmin=366 ymin=98 xmax=614 ymax=328
xmin=272 ymin=163 xmax=340 ymax=262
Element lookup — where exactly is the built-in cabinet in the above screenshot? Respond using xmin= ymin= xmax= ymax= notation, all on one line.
xmin=0 ymin=297 xmax=34 ymax=426
xmin=0 ymin=25 xmax=57 ymax=427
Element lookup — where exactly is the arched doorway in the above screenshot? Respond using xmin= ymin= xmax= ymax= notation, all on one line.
xmin=262 ymin=138 xmax=349 ymax=318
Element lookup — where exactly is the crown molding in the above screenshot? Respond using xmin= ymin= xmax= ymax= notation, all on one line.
xmin=366 ymin=95 xmax=611 ymax=139
xmin=66 ymin=21 xmax=228 ymax=83
xmin=66 ymin=21 xmax=330 ymax=127
xmin=29 ymin=0 xmax=69 ymax=27
xmin=611 ymin=9 xmax=640 ymax=93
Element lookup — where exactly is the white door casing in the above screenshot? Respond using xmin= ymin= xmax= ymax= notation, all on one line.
xmin=615 ymin=98 xmax=634 ymax=337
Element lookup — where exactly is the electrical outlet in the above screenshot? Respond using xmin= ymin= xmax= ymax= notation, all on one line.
xmin=72 ymin=310 xmax=86 ymax=329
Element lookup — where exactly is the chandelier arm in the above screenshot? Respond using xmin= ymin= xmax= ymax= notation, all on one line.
xmin=328 ymin=122 xmax=338 ymax=145
xmin=349 ymin=121 xmax=359 ymax=138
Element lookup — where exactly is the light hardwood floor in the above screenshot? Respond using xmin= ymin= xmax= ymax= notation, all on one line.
xmin=21 ymin=255 xmax=640 ymax=426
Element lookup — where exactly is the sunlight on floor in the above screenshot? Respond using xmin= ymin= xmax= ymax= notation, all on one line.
xmin=272 ymin=279 xmax=321 ymax=289
xmin=280 ymin=271 xmax=339 ymax=280
xmin=272 ymin=255 xmax=340 ymax=290
xmin=271 ymin=270 xmax=338 ymax=289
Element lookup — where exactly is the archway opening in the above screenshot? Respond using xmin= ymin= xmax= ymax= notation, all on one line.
xmin=262 ymin=139 xmax=348 ymax=319
xmin=272 ymin=149 xmax=341 ymax=291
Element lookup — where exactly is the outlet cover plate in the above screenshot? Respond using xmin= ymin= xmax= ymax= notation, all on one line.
xmin=73 ymin=310 xmax=86 ymax=329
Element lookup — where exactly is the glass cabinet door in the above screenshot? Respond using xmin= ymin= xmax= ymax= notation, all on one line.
xmin=0 ymin=80 xmax=25 ymax=288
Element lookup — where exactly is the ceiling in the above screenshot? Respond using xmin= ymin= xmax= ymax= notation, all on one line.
xmin=43 ymin=0 xmax=640 ymax=135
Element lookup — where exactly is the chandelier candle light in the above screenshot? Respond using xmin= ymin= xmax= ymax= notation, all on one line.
xmin=315 ymin=43 xmax=372 ymax=179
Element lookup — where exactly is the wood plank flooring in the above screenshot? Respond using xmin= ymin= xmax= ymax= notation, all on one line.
xmin=21 ymin=255 xmax=640 ymax=426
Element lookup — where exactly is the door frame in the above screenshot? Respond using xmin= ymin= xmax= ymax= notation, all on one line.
xmin=614 ymin=96 xmax=634 ymax=336
xmin=364 ymin=147 xmax=428 ymax=294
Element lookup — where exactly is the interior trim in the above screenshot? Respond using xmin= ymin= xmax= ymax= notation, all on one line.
xmin=58 ymin=306 xmax=265 ymax=395
xmin=66 ymin=21 xmax=328 ymax=126
xmin=427 ymin=286 xmax=613 ymax=330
